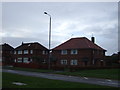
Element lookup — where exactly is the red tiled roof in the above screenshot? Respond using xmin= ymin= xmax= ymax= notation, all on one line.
xmin=53 ymin=37 xmax=106 ymax=51
xmin=15 ymin=42 xmax=48 ymax=50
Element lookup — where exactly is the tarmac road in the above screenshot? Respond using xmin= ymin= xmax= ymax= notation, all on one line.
xmin=2 ymin=69 xmax=120 ymax=88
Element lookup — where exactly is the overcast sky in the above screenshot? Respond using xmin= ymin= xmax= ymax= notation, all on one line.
xmin=1 ymin=2 xmax=118 ymax=55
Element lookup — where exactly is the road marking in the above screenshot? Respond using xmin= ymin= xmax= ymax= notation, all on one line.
xmin=106 ymin=79 xmax=112 ymax=82
xmin=83 ymin=77 xmax=88 ymax=79
xmin=12 ymin=82 xmax=27 ymax=86
xmin=98 ymin=81 xmax=117 ymax=85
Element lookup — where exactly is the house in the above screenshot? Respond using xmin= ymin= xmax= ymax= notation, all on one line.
xmin=104 ymin=52 xmax=120 ymax=67
xmin=52 ymin=37 xmax=106 ymax=69
xmin=118 ymin=51 xmax=120 ymax=63
xmin=0 ymin=43 xmax=14 ymax=65
xmin=13 ymin=42 xmax=49 ymax=68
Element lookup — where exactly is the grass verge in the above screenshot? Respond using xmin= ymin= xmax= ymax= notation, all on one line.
xmin=55 ymin=69 xmax=120 ymax=80
xmin=3 ymin=66 xmax=120 ymax=80
xmin=2 ymin=72 xmax=117 ymax=88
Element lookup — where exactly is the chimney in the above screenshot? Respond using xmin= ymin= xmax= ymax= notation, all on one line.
xmin=91 ymin=37 xmax=95 ymax=43
xmin=22 ymin=42 xmax=24 ymax=45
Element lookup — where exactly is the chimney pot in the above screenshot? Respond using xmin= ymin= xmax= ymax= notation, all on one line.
xmin=91 ymin=37 xmax=95 ymax=43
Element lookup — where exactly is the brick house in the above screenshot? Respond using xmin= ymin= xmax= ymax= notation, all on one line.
xmin=14 ymin=42 xmax=49 ymax=68
xmin=118 ymin=51 xmax=120 ymax=63
xmin=0 ymin=43 xmax=14 ymax=65
xmin=52 ymin=37 xmax=106 ymax=68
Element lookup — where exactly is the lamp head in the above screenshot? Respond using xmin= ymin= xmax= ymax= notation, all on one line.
xmin=44 ymin=12 xmax=47 ymax=14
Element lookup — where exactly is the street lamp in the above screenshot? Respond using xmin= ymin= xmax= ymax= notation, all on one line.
xmin=44 ymin=11 xmax=51 ymax=69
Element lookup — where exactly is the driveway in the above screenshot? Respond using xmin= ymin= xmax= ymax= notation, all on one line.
xmin=2 ymin=69 xmax=120 ymax=88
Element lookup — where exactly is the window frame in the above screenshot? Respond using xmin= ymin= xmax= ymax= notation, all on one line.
xmin=30 ymin=50 xmax=33 ymax=54
xmin=71 ymin=49 xmax=78 ymax=54
xmin=24 ymin=50 xmax=28 ymax=54
xmin=61 ymin=60 xmax=67 ymax=65
xmin=70 ymin=60 xmax=78 ymax=65
xmin=17 ymin=58 xmax=22 ymax=63
xmin=23 ymin=57 xmax=29 ymax=63
xmin=18 ymin=50 xmax=22 ymax=54
xmin=61 ymin=50 xmax=67 ymax=55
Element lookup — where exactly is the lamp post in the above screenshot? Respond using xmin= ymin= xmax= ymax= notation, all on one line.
xmin=44 ymin=12 xmax=51 ymax=69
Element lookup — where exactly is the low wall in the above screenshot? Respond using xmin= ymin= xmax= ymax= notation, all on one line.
xmin=13 ymin=63 xmax=120 ymax=70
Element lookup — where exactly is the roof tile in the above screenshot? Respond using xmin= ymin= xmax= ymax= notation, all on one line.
xmin=53 ymin=37 xmax=106 ymax=51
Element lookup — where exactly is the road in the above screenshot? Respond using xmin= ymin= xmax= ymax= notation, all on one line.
xmin=2 ymin=69 xmax=120 ymax=88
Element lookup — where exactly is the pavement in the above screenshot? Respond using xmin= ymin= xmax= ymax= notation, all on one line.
xmin=2 ymin=69 xmax=120 ymax=88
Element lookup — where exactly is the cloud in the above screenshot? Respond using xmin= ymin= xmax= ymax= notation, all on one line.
xmin=2 ymin=2 xmax=118 ymax=55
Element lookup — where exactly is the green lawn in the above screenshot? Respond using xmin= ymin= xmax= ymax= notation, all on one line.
xmin=55 ymin=69 xmax=120 ymax=80
xmin=2 ymin=72 xmax=116 ymax=88
xmin=3 ymin=66 xmax=120 ymax=80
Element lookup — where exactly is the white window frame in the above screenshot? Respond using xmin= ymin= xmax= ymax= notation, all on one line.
xmin=14 ymin=51 xmax=16 ymax=54
xmin=61 ymin=60 xmax=67 ymax=65
xmin=18 ymin=50 xmax=22 ymax=54
xmin=23 ymin=58 xmax=29 ymax=63
xmin=61 ymin=50 xmax=67 ymax=55
xmin=71 ymin=49 xmax=78 ymax=54
xmin=17 ymin=58 xmax=22 ymax=63
xmin=14 ymin=59 xmax=16 ymax=62
xmin=24 ymin=50 xmax=28 ymax=54
xmin=71 ymin=60 xmax=78 ymax=65
xmin=30 ymin=50 xmax=33 ymax=54
xmin=42 ymin=50 xmax=45 ymax=54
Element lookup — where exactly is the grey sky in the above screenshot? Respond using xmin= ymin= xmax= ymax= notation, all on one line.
xmin=1 ymin=2 xmax=118 ymax=55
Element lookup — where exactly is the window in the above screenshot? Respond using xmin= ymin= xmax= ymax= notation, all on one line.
xmin=61 ymin=60 xmax=67 ymax=65
xmin=42 ymin=59 xmax=46 ymax=64
xmin=14 ymin=59 xmax=17 ymax=62
xmin=14 ymin=51 xmax=16 ymax=54
xmin=46 ymin=51 xmax=48 ymax=54
xmin=43 ymin=51 xmax=45 ymax=54
xmin=71 ymin=60 xmax=78 ymax=65
xmin=0 ymin=51 xmax=2 ymax=54
xmin=18 ymin=50 xmax=22 ymax=54
xmin=30 ymin=50 xmax=33 ymax=54
xmin=10 ymin=51 xmax=13 ymax=54
xmin=24 ymin=50 xmax=28 ymax=54
xmin=43 ymin=50 xmax=48 ymax=55
xmin=61 ymin=50 xmax=67 ymax=55
xmin=17 ymin=58 xmax=22 ymax=63
xmin=23 ymin=58 xmax=29 ymax=63
xmin=30 ymin=58 xmax=32 ymax=62
xmin=0 ymin=58 xmax=2 ymax=62
xmin=71 ymin=49 xmax=78 ymax=54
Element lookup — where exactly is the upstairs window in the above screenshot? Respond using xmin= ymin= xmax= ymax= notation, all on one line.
xmin=61 ymin=50 xmax=67 ymax=55
xmin=10 ymin=51 xmax=13 ymax=54
xmin=71 ymin=49 xmax=78 ymax=54
xmin=42 ymin=50 xmax=48 ymax=55
xmin=42 ymin=50 xmax=45 ymax=54
xmin=18 ymin=50 xmax=22 ymax=54
xmin=14 ymin=51 xmax=16 ymax=54
xmin=30 ymin=50 xmax=33 ymax=54
xmin=24 ymin=50 xmax=28 ymax=54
